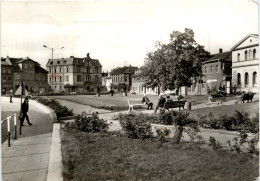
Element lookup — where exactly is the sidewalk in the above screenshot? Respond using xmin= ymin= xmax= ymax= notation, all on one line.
xmin=1 ymin=97 xmax=59 ymax=181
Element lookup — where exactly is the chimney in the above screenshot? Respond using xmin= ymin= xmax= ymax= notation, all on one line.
xmin=219 ymin=48 xmax=223 ymax=53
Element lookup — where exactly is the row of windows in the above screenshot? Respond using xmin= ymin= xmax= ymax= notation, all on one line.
xmin=237 ymin=49 xmax=257 ymax=61
xmin=112 ymin=76 xmax=128 ymax=82
xmin=50 ymin=75 xmax=100 ymax=83
xmin=2 ymin=76 xmax=12 ymax=83
xmin=49 ymin=66 xmax=100 ymax=74
xmin=2 ymin=68 xmax=12 ymax=74
xmin=204 ymin=65 xmax=219 ymax=74
xmin=237 ymin=72 xmax=257 ymax=88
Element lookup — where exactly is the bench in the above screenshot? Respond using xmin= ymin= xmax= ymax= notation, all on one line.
xmin=241 ymin=94 xmax=254 ymax=103
xmin=162 ymin=101 xmax=186 ymax=111
xmin=128 ymin=99 xmax=146 ymax=112
xmin=206 ymin=96 xmax=224 ymax=107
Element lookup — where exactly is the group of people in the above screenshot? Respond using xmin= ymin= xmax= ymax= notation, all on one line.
xmin=142 ymin=94 xmax=174 ymax=113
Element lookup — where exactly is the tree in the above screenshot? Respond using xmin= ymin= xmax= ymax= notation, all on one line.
xmin=140 ymin=28 xmax=209 ymax=94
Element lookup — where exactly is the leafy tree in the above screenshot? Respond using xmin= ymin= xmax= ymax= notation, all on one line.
xmin=140 ymin=28 xmax=209 ymax=94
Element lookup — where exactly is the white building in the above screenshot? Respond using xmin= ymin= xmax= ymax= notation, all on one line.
xmin=231 ymin=34 xmax=258 ymax=93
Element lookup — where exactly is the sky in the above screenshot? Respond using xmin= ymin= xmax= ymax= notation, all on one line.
xmin=0 ymin=0 xmax=258 ymax=72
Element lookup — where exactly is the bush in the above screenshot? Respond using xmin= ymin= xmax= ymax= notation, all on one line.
xmin=36 ymin=97 xmax=73 ymax=118
xmin=118 ymin=113 xmax=153 ymax=139
xmin=65 ymin=112 xmax=108 ymax=132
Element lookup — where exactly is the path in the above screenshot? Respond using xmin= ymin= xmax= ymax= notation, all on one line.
xmin=57 ymin=98 xmax=254 ymax=146
xmin=1 ymin=97 xmax=54 ymax=181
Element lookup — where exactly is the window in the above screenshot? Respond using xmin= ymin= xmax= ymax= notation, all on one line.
xmin=245 ymin=72 xmax=249 ymax=87
xmin=50 ymin=68 xmax=52 ymax=73
xmin=216 ymin=65 xmax=219 ymax=73
xmin=60 ymin=68 xmax=62 ymax=73
xmin=253 ymin=72 xmax=257 ymax=87
xmin=237 ymin=73 xmax=241 ymax=87
xmin=210 ymin=66 xmax=213 ymax=74
xmin=95 ymin=75 xmax=99 ymax=82
xmin=60 ymin=76 xmax=62 ymax=82
xmin=237 ymin=53 xmax=240 ymax=61
xmin=54 ymin=68 xmax=56 ymax=73
xmin=57 ymin=61 xmax=60 ymax=64
xmin=2 ymin=77 xmax=6 ymax=83
xmin=205 ymin=67 xmax=207 ymax=74
xmin=253 ymin=49 xmax=256 ymax=59
xmin=60 ymin=85 xmax=62 ymax=89
xmin=67 ymin=76 xmax=69 ymax=82
xmin=50 ymin=77 xmax=52 ymax=82
xmin=77 ymin=75 xmax=81 ymax=82
xmin=67 ymin=67 xmax=69 ymax=72
xmin=245 ymin=51 xmax=248 ymax=60
xmin=95 ymin=67 xmax=99 ymax=73
xmin=55 ymin=76 xmax=57 ymax=82
xmin=86 ymin=67 xmax=90 ymax=74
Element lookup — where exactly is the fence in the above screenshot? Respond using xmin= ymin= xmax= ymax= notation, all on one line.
xmin=1 ymin=113 xmax=18 ymax=147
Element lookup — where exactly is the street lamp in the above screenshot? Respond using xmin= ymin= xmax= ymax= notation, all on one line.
xmin=17 ymin=61 xmax=23 ymax=135
xmin=43 ymin=45 xmax=64 ymax=88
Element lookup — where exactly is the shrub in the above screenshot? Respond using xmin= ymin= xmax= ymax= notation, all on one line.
xmin=118 ymin=113 xmax=152 ymax=139
xmin=36 ymin=97 xmax=73 ymax=118
xmin=209 ymin=136 xmax=222 ymax=151
xmin=65 ymin=112 xmax=108 ymax=132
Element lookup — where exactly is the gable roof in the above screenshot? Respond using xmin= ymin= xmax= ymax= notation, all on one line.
xmin=230 ymin=34 xmax=259 ymax=51
xmin=111 ymin=66 xmax=138 ymax=75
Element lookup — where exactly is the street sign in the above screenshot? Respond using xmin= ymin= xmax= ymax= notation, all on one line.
xmin=14 ymin=85 xmax=29 ymax=96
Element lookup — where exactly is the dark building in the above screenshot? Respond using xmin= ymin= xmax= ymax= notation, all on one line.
xmin=110 ymin=66 xmax=138 ymax=92
xmin=1 ymin=56 xmax=48 ymax=95
xmin=201 ymin=49 xmax=232 ymax=94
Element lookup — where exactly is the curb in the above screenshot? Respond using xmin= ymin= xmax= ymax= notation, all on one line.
xmin=31 ymin=100 xmax=58 ymax=123
xmin=47 ymin=123 xmax=63 ymax=181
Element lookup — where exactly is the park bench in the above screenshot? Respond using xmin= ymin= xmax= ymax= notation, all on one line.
xmin=128 ymin=99 xmax=147 ymax=112
xmin=241 ymin=94 xmax=254 ymax=103
xmin=206 ymin=95 xmax=225 ymax=107
xmin=162 ymin=101 xmax=186 ymax=111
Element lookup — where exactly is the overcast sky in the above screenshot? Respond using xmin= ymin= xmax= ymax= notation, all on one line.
xmin=1 ymin=0 xmax=258 ymax=71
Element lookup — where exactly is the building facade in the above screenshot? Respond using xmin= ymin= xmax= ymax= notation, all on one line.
xmin=231 ymin=34 xmax=258 ymax=93
xmin=1 ymin=56 xmax=48 ymax=94
xmin=46 ymin=53 xmax=102 ymax=93
xmin=200 ymin=49 xmax=232 ymax=94
xmin=110 ymin=66 xmax=138 ymax=92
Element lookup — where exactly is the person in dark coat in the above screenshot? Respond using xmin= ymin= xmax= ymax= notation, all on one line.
xmin=21 ymin=97 xmax=32 ymax=126
xmin=142 ymin=94 xmax=153 ymax=110
xmin=10 ymin=89 xmax=13 ymax=103
xmin=154 ymin=94 xmax=166 ymax=113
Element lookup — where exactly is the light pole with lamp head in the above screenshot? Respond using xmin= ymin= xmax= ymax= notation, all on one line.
xmin=43 ymin=45 xmax=64 ymax=90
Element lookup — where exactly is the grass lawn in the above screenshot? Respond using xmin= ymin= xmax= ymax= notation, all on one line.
xmin=61 ymin=127 xmax=258 ymax=181
xmin=185 ymin=102 xmax=259 ymax=119
xmin=47 ymin=94 xmax=238 ymax=111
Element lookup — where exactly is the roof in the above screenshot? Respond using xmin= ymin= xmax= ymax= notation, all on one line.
xmin=46 ymin=54 xmax=102 ymax=67
xmin=1 ymin=57 xmax=12 ymax=66
xmin=110 ymin=66 xmax=138 ymax=75
xmin=35 ymin=66 xmax=48 ymax=73
xmin=204 ymin=51 xmax=232 ymax=63
xmin=230 ymin=34 xmax=259 ymax=51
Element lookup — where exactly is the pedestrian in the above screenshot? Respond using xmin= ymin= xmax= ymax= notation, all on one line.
xmin=233 ymin=85 xmax=237 ymax=96
xmin=154 ymin=93 xmax=166 ymax=113
xmin=166 ymin=95 xmax=173 ymax=102
xmin=21 ymin=97 xmax=32 ymax=126
xmin=10 ymin=89 xmax=13 ymax=103
xmin=142 ymin=94 xmax=153 ymax=110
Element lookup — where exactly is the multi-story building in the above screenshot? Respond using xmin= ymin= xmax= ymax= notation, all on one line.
xmin=46 ymin=53 xmax=102 ymax=93
xmin=231 ymin=34 xmax=258 ymax=93
xmin=200 ymin=49 xmax=232 ymax=94
xmin=110 ymin=66 xmax=138 ymax=92
xmin=1 ymin=56 xmax=48 ymax=94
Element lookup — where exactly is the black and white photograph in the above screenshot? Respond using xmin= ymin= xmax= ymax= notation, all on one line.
xmin=0 ymin=0 xmax=259 ymax=180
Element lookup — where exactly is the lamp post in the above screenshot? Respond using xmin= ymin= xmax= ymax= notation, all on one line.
xmin=18 ymin=62 xmax=23 ymax=135
xmin=43 ymin=45 xmax=64 ymax=89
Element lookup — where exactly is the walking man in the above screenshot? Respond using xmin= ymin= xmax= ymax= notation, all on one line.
xmin=10 ymin=89 xmax=13 ymax=103
xmin=21 ymin=97 xmax=32 ymax=126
